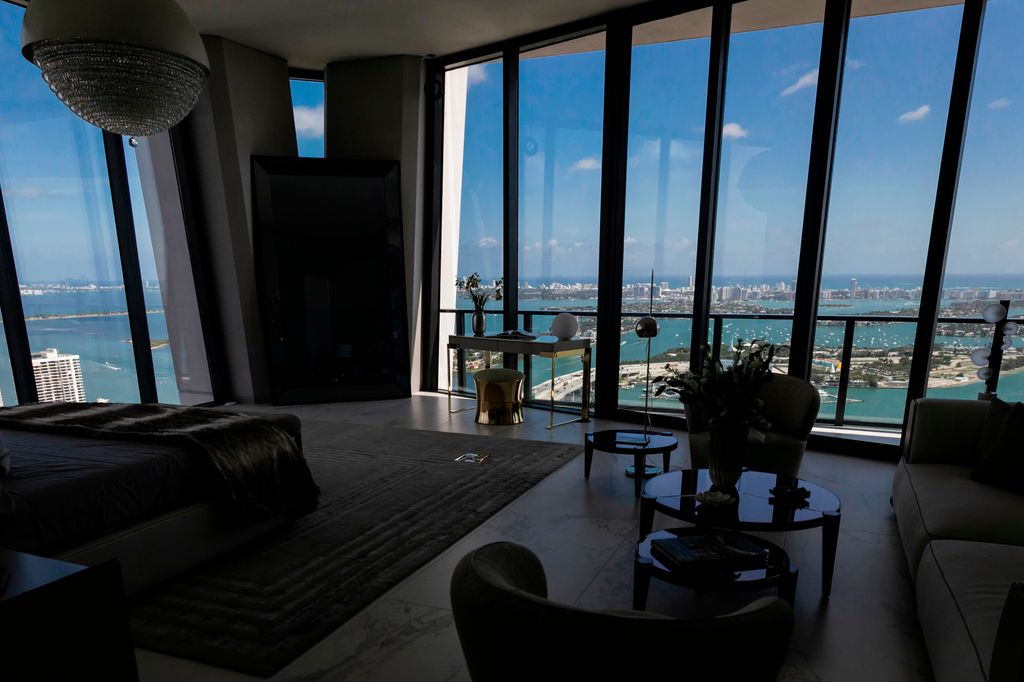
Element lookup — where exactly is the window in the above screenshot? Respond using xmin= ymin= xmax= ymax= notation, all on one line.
xmin=0 ymin=1 xmax=207 ymax=405
xmin=519 ymin=34 xmax=606 ymax=406
xmin=620 ymin=10 xmax=711 ymax=411
xmin=711 ymin=0 xmax=824 ymax=358
xmin=438 ymin=60 xmax=504 ymax=392
xmin=0 ymin=310 xmax=13 ymax=406
xmin=290 ymin=78 xmax=325 ymax=158
xmin=931 ymin=0 xmax=1024 ymax=403
xmin=814 ymin=2 xmax=963 ymax=423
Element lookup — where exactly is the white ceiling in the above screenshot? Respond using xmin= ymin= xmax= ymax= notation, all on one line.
xmin=11 ymin=0 xmax=964 ymax=70
xmin=174 ymin=0 xmax=650 ymax=70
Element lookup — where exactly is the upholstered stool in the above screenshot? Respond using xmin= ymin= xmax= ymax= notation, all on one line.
xmin=473 ymin=368 xmax=525 ymax=425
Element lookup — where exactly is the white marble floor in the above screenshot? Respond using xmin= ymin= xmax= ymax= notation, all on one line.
xmin=136 ymin=393 xmax=932 ymax=682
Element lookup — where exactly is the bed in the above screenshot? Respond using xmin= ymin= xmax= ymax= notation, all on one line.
xmin=0 ymin=403 xmax=319 ymax=595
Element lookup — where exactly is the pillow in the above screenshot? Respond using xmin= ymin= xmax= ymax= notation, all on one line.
xmin=973 ymin=401 xmax=1024 ymax=494
xmin=975 ymin=399 xmax=1013 ymax=465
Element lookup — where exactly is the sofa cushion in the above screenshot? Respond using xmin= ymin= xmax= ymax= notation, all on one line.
xmin=892 ymin=460 xmax=1024 ymax=578
xmin=973 ymin=401 xmax=1024 ymax=495
xmin=916 ymin=540 xmax=1024 ymax=682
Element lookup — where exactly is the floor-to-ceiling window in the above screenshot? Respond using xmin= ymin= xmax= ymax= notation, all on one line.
xmin=518 ymin=35 xmax=605 ymax=406
xmin=931 ymin=0 xmax=1024 ymax=403
xmin=711 ymin=0 xmax=824 ymax=368
xmin=438 ymin=59 xmax=504 ymax=393
xmin=430 ymin=0 xmax=1016 ymax=441
xmin=0 ymin=310 xmax=12 ymax=406
xmin=814 ymin=2 xmax=963 ymax=424
xmin=0 ymin=1 xmax=208 ymax=405
xmin=290 ymin=77 xmax=325 ymax=158
xmin=619 ymin=10 xmax=711 ymax=413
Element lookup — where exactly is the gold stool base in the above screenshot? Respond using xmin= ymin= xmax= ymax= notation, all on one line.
xmin=474 ymin=370 xmax=526 ymax=425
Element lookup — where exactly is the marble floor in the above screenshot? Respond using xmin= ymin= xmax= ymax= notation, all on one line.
xmin=137 ymin=393 xmax=933 ymax=682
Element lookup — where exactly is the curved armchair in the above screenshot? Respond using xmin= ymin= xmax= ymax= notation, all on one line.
xmin=685 ymin=374 xmax=820 ymax=477
xmin=451 ymin=542 xmax=793 ymax=681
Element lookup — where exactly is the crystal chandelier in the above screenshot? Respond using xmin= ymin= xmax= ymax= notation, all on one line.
xmin=21 ymin=0 xmax=210 ymax=137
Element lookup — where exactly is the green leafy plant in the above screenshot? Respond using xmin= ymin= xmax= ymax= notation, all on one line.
xmin=656 ymin=339 xmax=779 ymax=433
xmin=456 ymin=273 xmax=503 ymax=311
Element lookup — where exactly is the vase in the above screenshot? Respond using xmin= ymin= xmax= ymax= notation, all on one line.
xmin=707 ymin=416 xmax=747 ymax=491
xmin=472 ymin=310 xmax=486 ymax=336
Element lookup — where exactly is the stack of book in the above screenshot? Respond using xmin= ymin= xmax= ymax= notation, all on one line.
xmin=650 ymin=532 xmax=768 ymax=573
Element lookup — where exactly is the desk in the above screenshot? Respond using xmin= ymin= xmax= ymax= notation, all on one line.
xmin=448 ymin=334 xmax=592 ymax=429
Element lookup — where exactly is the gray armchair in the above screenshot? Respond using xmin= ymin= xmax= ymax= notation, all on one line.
xmin=450 ymin=541 xmax=793 ymax=681
xmin=685 ymin=374 xmax=820 ymax=477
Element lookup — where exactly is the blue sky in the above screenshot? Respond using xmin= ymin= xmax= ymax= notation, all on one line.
xmin=452 ymin=0 xmax=1024 ymax=286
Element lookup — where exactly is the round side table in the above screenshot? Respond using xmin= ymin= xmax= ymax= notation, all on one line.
xmin=584 ymin=430 xmax=678 ymax=499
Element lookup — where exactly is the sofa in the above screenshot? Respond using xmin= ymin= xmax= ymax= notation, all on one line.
xmin=892 ymin=398 xmax=1024 ymax=682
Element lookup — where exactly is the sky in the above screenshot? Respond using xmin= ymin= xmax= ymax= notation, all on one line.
xmin=450 ymin=0 xmax=1024 ymax=286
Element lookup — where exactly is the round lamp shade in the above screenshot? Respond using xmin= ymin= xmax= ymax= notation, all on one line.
xmin=983 ymin=303 xmax=1008 ymax=324
xmin=22 ymin=0 xmax=210 ymax=137
xmin=635 ymin=316 xmax=659 ymax=339
xmin=1002 ymin=336 xmax=1013 ymax=351
xmin=550 ymin=313 xmax=578 ymax=341
xmin=977 ymin=367 xmax=994 ymax=381
xmin=970 ymin=347 xmax=991 ymax=367
xmin=1004 ymin=321 xmax=1019 ymax=337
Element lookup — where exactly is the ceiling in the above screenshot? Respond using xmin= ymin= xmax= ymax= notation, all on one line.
xmin=175 ymin=0 xmax=651 ymax=70
xmin=10 ymin=0 xmax=964 ymax=70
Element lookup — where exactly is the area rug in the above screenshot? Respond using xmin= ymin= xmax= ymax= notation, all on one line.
xmin=129 ymin=420 xmax=580 ymax=677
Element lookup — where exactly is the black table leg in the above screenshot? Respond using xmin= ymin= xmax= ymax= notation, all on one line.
xmin=634 ymin=453 xmax=644 ymax=499
xmin=662 ymin=449 xmax=670 ymax=475
xmin=822 ymin=510 xmax=841 ymax=597
xmin=639 ymin=494 xmax=656 ymax=541
xmin=584 ymin=440 xmax=594 ymax=479
xmin=633 ymin=556 xmax=652 ymax=610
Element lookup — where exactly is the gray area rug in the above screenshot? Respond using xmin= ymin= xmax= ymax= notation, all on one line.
xmin=130 ymin=421 xmax=580 ymax=677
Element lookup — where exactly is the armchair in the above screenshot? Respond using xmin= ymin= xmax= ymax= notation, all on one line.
xmin=450 ymin=541 xmax=793 ymax=681
xmin=685 ymin=374 xmax=819 ymax=477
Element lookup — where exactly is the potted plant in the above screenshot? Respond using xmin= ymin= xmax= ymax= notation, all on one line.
xmin=456 ymin=273 xmax=503 ymax=336
xmin=656 ymin=339 xmax=777 ymax=490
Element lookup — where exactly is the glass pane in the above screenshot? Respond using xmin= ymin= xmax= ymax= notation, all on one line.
xmin=0 ymin=309 xmax=14 ymax=406
xmin=711 ymin=0 xmax=823 ymax=334
xmin=123 ymin=138 xmax=179 ymax=403
xmin=437 ymin=60 xmax=503 ymax=389
xmin=812 ymin=2 xmax=963 ymax=424
xmin=937 ymin=0 xmax=1023 ymax=400
xmin=619 ymin=10 xmax=711 ymax=413
xmin=518 ymin=34 xmax=605 ymax=316
xmin=812 ymin=321 xmax=845 ymax=421
xmin=0 ymin=3 xmax=138 ymax=403
xmin=291 ymin=79 xmax=325 ymax=158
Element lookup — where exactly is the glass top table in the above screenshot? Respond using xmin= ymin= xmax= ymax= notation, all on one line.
xmin=640 ymin=469 xmax=842 ymax=596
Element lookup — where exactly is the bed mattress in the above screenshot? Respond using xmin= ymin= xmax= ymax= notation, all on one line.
xmin=0 ymin=429 xmax=209 ymax=555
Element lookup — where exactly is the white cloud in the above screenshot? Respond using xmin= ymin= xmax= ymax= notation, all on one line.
xmin=722 ymin=122 xmax=749 ymax=140
xmin=989 ymin=97 xmax=1011 ymax=110
xmin=898 ymin=104 xmax=931 ymax=123
xmin=524 ymin=241 xmax=543 ymax=252
xmin=781 ymin=68 xmax=818 ymax=97
xmin=1004 ymin=239 xmax=1020 ymax=249
xmin=293 ymin=103 xmax=324 ymax=138
xmin=570 ymin=156 xmax=602 ymax=171
xmin=475 ymin=236 xmax=499 ymax=248
xmin=547 ymin=239 xmax=559 ymax=248
xmin=624 ymin=236 xmax=638 ymax=245
xmin=573 ymin=241 xmax=585 ymax=249
xmin=467 ymin=64 xmax=489 ymax=88
xmin=846 ymin=58 xmax=865 ymax=70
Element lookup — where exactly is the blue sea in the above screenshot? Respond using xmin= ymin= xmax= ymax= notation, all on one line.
xmin=0 ymin=289 xmax=178 ymax=406
xmin=455 ymin=280 xmax=1023 ymax=424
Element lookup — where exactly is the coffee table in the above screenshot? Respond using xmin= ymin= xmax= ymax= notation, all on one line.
xmin=584 ymin=430 xmax=678 ymax=499
xmin=634 ymin=528 xmax=797 ymax=610
xmin=640 ymin=469 xmax=841 ymax=596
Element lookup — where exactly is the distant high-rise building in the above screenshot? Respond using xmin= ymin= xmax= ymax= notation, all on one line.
xmin=688 ymin=274 xmax=695 ymax=289
xmin=0 ymin=385 xmax=4 ymax=407
xmin=850 ymin=277 xmax=859 ymax=299
xmin=32 ymin=348 xmax=85 ymax=403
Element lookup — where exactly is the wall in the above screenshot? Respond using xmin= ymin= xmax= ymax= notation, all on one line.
xmin=179 ymin=36 xmax=297 ymax=402
xmin=324 ymin=56 xmax=426 ymax=392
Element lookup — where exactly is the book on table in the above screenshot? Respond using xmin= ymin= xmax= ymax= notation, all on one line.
xmin=650 ymin=532 xmax=768 ymax=573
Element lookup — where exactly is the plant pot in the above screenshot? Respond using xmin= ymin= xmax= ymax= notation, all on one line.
xmin=472 ymin=310 xmax=486 ymax=336
xmin=707 ymin=416 xmax=747 ymax=491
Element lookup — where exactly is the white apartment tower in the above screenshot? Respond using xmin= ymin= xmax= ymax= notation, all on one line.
xmin=32 ymin=348 xmax=85 ymax=402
